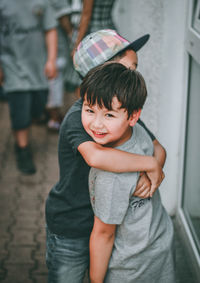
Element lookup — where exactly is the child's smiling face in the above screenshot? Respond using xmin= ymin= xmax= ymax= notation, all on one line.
xmin=82 ymin=96 xmax=139 ymax=147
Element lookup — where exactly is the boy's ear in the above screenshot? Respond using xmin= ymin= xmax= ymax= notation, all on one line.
xmin=129 ymin=109 xmax=142 ymax=127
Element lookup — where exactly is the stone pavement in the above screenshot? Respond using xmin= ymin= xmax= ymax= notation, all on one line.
xmin=0 ymin=96 xmax=198 ymax=283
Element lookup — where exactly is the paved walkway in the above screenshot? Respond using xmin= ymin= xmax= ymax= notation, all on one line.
xmin=0 ymin=96 xmax=197 ymax=283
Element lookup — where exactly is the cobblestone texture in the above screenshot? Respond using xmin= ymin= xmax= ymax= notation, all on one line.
xmin=0 ymin=96 xmax=198 ymax=283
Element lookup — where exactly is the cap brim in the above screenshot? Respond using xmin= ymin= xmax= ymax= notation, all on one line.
xmin=114 ymin=34 xmax=150 ymax=58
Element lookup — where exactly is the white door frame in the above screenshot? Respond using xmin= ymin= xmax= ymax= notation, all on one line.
xmin=176 ymin=0 xmax=200 ymax=279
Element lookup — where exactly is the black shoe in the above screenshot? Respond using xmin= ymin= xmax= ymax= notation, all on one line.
xmin=15 ymin=144 xmax=36 ymax=174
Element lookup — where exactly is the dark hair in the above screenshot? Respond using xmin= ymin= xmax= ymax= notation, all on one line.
xmin=80 ymin=62 xmax=147 ymax=118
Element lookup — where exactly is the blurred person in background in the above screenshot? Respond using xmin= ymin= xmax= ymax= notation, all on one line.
xmin=51 ymin=0 xmax=116 ymax=97
xmin=0 ymin=0 xmax=57 ymax=174
xmin=50 ymin=0 xmax=82 ymax=95
xmin=46 ymin=1 xmax=71 ymax=132
xmin=71 ymin=0 xmax=117 ymax=97
xmin=72 ymin=0 xmax=116 ymax=54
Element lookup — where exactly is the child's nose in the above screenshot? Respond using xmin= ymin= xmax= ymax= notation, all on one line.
xmin=92 ymin=117 xmax=104 ymax=129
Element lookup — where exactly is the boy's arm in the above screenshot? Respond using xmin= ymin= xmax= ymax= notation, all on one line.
xmin=59 ymin=15 xmax=73 ymax=38
xmin=138 ymin=119 xmax=166 ymax=168
xmin=49 ymin=0 xmax=73 ymax=37
xmin=88 ymin=172 xmax=132 ymax=282
xmin=72 ymin=0 xmax=94 ymax=56
xmin=90 ymin=216 xmax=116 ymax=283
xmin=133 ymin=139 xmax=166 ymax=198
xmin=78 ymin=141 xmax=164 ymax=193
xmin=66 ymin=104 xmax=164 ymax=194
xmin=44 ymin=28 xmax=57 ymax=79
xmin=153 ymin=139 xmax=166 ymax=168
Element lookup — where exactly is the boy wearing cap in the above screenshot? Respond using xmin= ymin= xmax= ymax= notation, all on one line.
xmin=82 ymin=62 xmax=175 ymax=283
xmin=45 ymin=29 xmax=166 ymax=283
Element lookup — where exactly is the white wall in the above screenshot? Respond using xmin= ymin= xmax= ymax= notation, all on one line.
xmin=113 ymin=0 xmax=188 ymax=215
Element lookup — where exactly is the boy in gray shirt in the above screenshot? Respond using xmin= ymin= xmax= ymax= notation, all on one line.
xmin=81 ymin=62 xmax=175 ymax=283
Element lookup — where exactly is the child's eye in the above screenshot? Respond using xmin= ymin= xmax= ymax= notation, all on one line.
xmin=105 ymin=113 xmax=115 ymax=118
xmin=86 ymin=108 xmax=94 ymax=113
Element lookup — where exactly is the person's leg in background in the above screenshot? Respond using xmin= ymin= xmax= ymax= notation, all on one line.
xmin=31 ymin=90 xmax=48 ymax=123
xmin=0 ymin=86 xmax=7 ymax=101
xmin=7 ymin=91 xmax=36 ymax=174
xmin=46 ymin=227 xmax=90 ymax=283
xmin=46 ymin=57 xmax=66 ymax=132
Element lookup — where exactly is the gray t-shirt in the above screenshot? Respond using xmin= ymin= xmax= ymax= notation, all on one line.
xmin=89 ymin=124 xmax=175 ymax=283
xmin=0 ymin=0 xmax=57 ymax=92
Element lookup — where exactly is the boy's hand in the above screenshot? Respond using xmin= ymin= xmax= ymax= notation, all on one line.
xmin=133 ymin=173 xmax=151 ymax=198
xmin=44 ymin=60 xmax=57 ymax=80
xmin=146 ymin=160 xmax=165 ymax=197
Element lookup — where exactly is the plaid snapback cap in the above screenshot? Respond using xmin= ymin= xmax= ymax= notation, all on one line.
xmin=73 ymin=29 xmax=150 ymax=77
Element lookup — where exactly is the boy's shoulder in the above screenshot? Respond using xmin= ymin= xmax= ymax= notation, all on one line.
xmin=66 ymin=99 xmax=83 ymax=116
xmin=117 ymin=123 xmax=154 ymax=157
xmin=58 ymin=98 xmax=92 ymax=149
xmin=134 ymin=123 xmax=154 ymax=156
xmin=61 ymin=99 xmax=83 ymax=129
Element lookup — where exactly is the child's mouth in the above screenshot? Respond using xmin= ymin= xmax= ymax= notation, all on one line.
xmin=92 ymin=131 xmax=107 ymax=138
